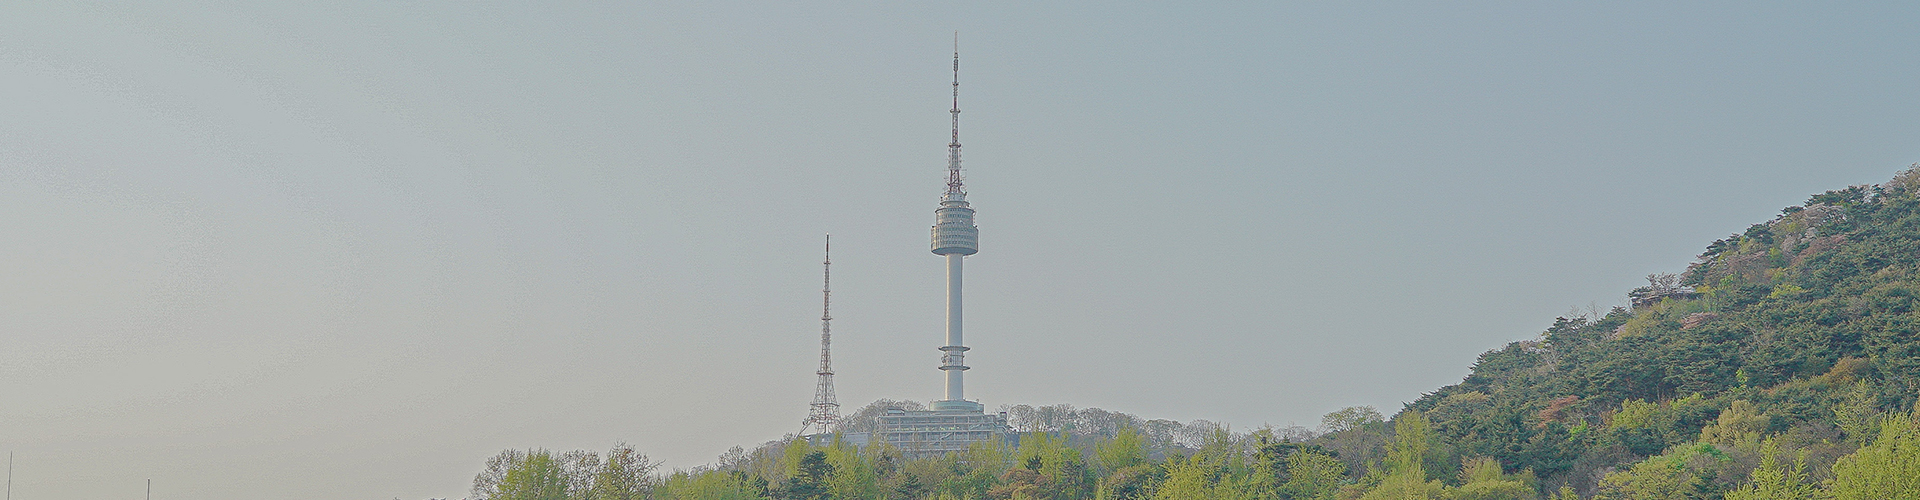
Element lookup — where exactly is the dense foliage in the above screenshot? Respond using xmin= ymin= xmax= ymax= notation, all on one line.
xmin=469 ymin=167 xmax=1920 ymax=499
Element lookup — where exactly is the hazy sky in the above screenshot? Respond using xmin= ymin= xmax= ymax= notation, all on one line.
xmin=4 ymin=2 xmax=1919 ymax=498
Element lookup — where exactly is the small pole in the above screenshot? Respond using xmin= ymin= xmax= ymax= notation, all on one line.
xmin=146 ymin=478 xmax=151 ymax=500
xmin=7 ymin=451 xmax=12 ymax=500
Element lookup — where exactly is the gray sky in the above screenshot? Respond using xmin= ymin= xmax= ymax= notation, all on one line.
xmin=3 ymin=1 xmax=1918 ymax=498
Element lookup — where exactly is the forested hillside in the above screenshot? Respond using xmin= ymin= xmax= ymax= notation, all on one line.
xmin=469 ymin=167 xmax=1920 ymax=499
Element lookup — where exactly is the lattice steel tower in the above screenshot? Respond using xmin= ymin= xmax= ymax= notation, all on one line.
xmin=930 ymin=38 xmax=983 ymax=413
xmin=800 ymin=235 xmax=842 ymax=434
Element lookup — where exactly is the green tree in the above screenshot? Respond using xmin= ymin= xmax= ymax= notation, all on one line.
xmin=1276 ymin=450 xmax=1345 ymax=500
xmin=1592 ymin=443 xmax=1724 ymax=500
xmin=1096 ymin=427 xmax=1149 ymax=473
xmin=894 ymin=471 xmax=926 ymax=500
xmin=1829 ymin=411 xmax=1920 ymax=499
xmin=491 ymin=450 xmax=572 ymax=500
xmin=824 ymin=438 xmax=881 ymax=500
xmin=1723 ymin=439 xmax=1815 ymax=500
xmin=1698 ymin=400 xmax=1769 ymax=446
xmin=1358 ymin=411 xmax=1449 ymax=500
xmin=593 ymin=443 xmax=658 ymax=500
xmin=658 ymin=470 xmax=767 ymax=500
xmin=1833 ymin=382 xmax=1883 ymax=446
xmin=1151 ymin=455 xmax=1211 ymax=500
xmin=956 ymin=438 xmax=1019 ymax=498
xmin=783 ymin=451 xmax=833 ymax=500
xmin=1321 ymin=406 xmax=1384 ymax=434
xmin=1094 ymin=465 xmax=1159 ymax=500
xmin=1019 ymin=433 xmax=1094 ymax=498
xmin=1453 ymin=457 xmax=1536 ymax=500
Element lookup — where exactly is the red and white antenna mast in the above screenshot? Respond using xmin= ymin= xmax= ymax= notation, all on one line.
xmin=946 ymin=32 xmax=965 ymax=196
xmin=800 ymin=235 xmax=841 ymax=435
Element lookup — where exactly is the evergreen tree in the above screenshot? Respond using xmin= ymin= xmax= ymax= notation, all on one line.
xmin=783 ymin=451 xmax=833 ymax=500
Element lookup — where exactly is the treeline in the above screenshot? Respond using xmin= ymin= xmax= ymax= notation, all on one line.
xmin=468 ymin=400 xmax=1323 ymax=500
xmin=469 ymin=401 xmax=1920 ymax=499
xmin=471 ymin=166 xmax=1920 ymax=499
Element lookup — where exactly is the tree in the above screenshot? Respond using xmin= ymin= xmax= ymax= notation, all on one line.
xmin=1723 ymin=439 xmax=1815 ymax=500
xmin=1014 ymin=433 xmax=1093 ymax=499
xmin=1453 ymin=457 xmax=1536 ymax=500
xmin=657 ymin=470 xmax=766 ymax=500
xmin=475 ymin=449 xmax=526 ymax=500
xmin=487 ymin=450 xmax=572 ymax=500
xmin=1149 ymin=456 xmax=1200 ymax=500
xmin=782 ymin=451 xmax=833 ymax=500
xmin=1829 ymin=411 xmax=1920 ymax=499
xmin=1833 ymin=382 xmax=1883 ymax=446
xmin=557 ymin=450 xmax=601 ymax=497
xmin=990 ymin=467 xmax=1055 ymax=500
xmin=824 ymin=439 xmax=881 ymax=500
xmin=1276 ymin=450 xmax=1345 ymax=500
xmin=1096 ymin=427 xmax=1149 ymax=473
xmin=593 ymin=443 xmax=658 ymax=500
xmin=1592 ymin=443 xmax=1723 ymax=500
xmin=1094 ymin=465 xmax=1159 ymax=500
xmin=1319 ymin=407 xmax=1384 ymax=434
xmin=1152 ymin=455 xmax=1222 ymax=500
xmin=1358 ymin=411 xmax=1448 ymax=500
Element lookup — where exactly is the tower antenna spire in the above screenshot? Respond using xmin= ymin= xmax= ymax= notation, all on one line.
xmin=800 ymin=235 xmax=842 ymax=435
xmin=946 ymin=32 xmax=964 ymax=196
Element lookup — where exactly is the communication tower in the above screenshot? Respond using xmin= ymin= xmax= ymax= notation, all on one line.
xmin=930 ymin=36 xmax=983 ymax=413
xmin=799 ymin=235 xmax=841 ymax=435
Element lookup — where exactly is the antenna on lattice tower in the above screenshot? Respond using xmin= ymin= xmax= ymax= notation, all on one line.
xmin=946 ymin=32 xmax=965 ymax=196
xmin=800 ymin=234 xmax=842 ymax=435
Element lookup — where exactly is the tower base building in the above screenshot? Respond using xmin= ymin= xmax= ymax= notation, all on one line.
xmin=876 ymin=407 xmax=1011 ymax=457
xmin=802 ymin=407 xmax=1012 ymax=459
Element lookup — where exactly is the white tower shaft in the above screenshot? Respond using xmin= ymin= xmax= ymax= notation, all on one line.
xmin=943 ymin=254 xmax=964 ymax=401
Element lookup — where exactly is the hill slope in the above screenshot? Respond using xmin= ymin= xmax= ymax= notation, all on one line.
xmin=1395 ymin=166 xmax=1920 ymax=495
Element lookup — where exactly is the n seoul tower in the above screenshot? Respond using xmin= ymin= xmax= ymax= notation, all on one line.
xmin=929 ymin=37 xmax=983 ymax=413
